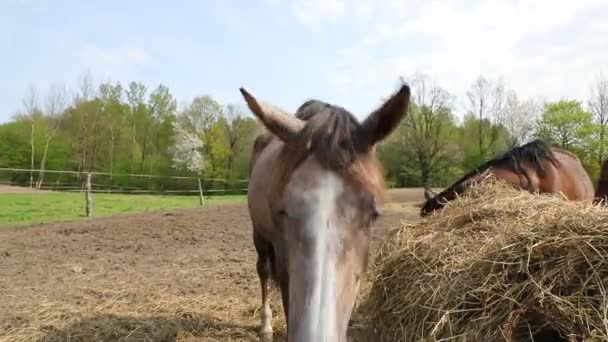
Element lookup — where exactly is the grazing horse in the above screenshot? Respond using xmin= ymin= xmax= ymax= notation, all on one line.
xmin=420 ymin=139 xmax=595 ymax=216
xmin=594 ymin=159 xmax=608 ymax=204
xmin=240 ymin=84 xmax=410 ymax=342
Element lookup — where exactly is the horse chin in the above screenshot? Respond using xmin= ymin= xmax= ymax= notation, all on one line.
xmin=285 ymin=227 xmax=364 ymax=342
xmin=286 ymin=257 xmax=358 ymax=342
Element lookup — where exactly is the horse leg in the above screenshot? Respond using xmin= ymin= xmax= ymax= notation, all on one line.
xmin=271 ymin=244 xmax=290 ymax=337
xmin=278 ymin=267 xmax=290 ymax=337
xmin=253 ymin=231 xmax=273 ymax=341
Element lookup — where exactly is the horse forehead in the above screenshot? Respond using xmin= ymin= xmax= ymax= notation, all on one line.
xmin=288 ymin=161 xmax=345 ymax=198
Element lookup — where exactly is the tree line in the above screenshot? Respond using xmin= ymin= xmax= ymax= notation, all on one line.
xmin=0 ymin=72 xmax=259 ymax=192
xmin=379 ymin=72 xmax=608 ymax=188
xmin=1 ymin=71 xmax=607 ymax=191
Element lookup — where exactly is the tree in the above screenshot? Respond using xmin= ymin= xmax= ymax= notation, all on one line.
xmin=98 ymin=81 xmax=127 ymax=183
xmin=466 ymin=75 xmax=506 ymax=161
xmin=71 ymin=73 xmax=100 ymax=173
xmin=170 ymin=121 xmax=204 ymax=172
xmin=126 ymin=81 xmax=148 ymax=174
xmin=21 ymin=84 xmax=39 ymax=187
xmin=141 ymin=84 xmax=176 ymax=173
xmin=36 ymin=83 xmax=68 ymax=188
xmin=588 ymin=72 xmax=608 ymax=168
xmin=402 ymin=73 xmax=458 ymax=186
xmin=170 ymin=95 xmax=223 ymax=175
xmin=223 ymin=104 xmax=257 ymax=179
xmin=457 ymin=113 xmax=511 ymax=170
xmin=536 ymin=100 xmax=593 ymax=150
xmin=497 ymin=90 xmax=539 ymax=147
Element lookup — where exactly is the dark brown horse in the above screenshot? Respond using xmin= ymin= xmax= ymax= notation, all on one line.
xmin=240 ymin=84 xmax=410 ymax=341
xmin=420 ymin=139 xmax=595 ymax=216
xmin=594 ymin=159 xmax=608 ymax=204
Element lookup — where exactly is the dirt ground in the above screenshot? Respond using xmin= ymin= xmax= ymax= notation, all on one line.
xmin=0 ymin=188 xmax=426 ymax=342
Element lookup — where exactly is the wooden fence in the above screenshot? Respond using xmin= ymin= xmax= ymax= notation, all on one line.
xmin=0 ymin=168 xmax=249 ymax=217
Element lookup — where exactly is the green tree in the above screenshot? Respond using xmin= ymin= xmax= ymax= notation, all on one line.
xmin=457 ymin=114 xmax=511 ymax=170
xmin=98 ymin=81 xmax=128 ymax=184
xmin=126 ymin=81 xmax=148 ymax=174
xmin=537 ymin=100 xmax=592 ymax=150
xmin=401 ymin=73 xmax=460 ymax=187
xmin=536 ymin=100 xmax=596 ymax=178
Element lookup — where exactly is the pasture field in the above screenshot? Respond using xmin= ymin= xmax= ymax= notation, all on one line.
xmin=0 ymin=188 xmax=426 ymax=342
xmin=0 ymin=185 xmax=245 ymax=226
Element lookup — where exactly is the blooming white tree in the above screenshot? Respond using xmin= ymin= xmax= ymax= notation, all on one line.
xmin=170 ymin=121 xmax=204 ymax=172
xmin=170 ymin=95 xmax=222 ymax=173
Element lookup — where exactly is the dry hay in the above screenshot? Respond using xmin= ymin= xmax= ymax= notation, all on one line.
xmin=353 ymin=180 xmax=608 ymax=342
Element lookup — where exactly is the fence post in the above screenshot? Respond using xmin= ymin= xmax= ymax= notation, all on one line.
xmin=85 ymin=172 xmax=92 ymax=217
xmin=197 ymin=178 xmax=205 ymax=206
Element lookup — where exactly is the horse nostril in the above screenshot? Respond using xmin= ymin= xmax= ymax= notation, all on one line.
xmin=369 ymin=205 xmax=380 ymax=223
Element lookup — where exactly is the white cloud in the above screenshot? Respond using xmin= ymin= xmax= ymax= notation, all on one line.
xmin=79 ymin=45 xmax=151 ymax=79
xmin=290 ymin=0 xmax=410 ymax=25
xmin=292 ymin=0 xmax=346 ymax=25
xmin=324 ymin=0 xmax=608 ymax=114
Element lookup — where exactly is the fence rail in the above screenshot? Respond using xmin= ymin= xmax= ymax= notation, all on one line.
xmin=0 ymin=167 xmax=248 ymax=182
xmin=0 ymin=167 xmax=250 ymax=218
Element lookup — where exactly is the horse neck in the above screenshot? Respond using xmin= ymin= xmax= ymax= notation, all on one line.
xmin=440 ymin=174 xmax=479 ymax=201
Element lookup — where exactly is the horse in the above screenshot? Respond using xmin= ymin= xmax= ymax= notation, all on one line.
xmin=420 ymin=139 xmax=595 ymax=217
xmin=240 ymin=84 xmax=411 ymax=342
xmin=594 ymin=159 xmax=608 ymax=204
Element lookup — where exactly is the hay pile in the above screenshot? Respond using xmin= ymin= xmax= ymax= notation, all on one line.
xmin=355 ymin=180 xmax=608 ymax=342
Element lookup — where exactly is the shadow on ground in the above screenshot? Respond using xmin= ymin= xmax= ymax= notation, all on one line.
xmin=38 ymin=313 xmax=278 ymax=342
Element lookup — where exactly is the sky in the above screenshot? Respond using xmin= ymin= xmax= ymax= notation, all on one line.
xmin=1 ymin=0 xmax=608 ymax=123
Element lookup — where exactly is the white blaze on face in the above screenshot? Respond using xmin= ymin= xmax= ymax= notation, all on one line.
xmin=289 ymin=170 xmax=344 ymax=342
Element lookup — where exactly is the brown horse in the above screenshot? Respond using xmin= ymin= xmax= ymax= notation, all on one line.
xmin=240 ymin=84 xmax=410 ymax=342
xmin=594 ymin=159 xmax=608 ymax=204
xmin=420 ymin=139 xmax=595 ymax=216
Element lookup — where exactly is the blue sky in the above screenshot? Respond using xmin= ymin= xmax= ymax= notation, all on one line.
xmin=1 ymin=0 xmax=607 ymax=123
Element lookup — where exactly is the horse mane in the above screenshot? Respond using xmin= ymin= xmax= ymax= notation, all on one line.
xmin=431 ymin=139 xmax=560 ymax=200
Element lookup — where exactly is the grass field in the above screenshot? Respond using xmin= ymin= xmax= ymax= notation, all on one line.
xmin=0 ymin=191 xmax=245 ymax=226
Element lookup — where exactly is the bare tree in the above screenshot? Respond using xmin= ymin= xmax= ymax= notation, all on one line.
xmin=22 ymin=84 xmax=39 ymax=188
xmin=466 ymin=75 xmax=505 ymax=159
xmin=404 ymin=72 xmax=456 ymax=186
xmin=36 ymin=83 xmax=68 ymax=188
xmin=491 ymin=76 xmax=506 ymax=119
xmin=75 ymin=71 xmax=94 ymax=103
xmin=497 ymin=90 xmax=539 ymax=147
xmin=589 ymin=72 xmax=608 ymax=167
xmin=71 ymin=71 xmax=99 ymax=173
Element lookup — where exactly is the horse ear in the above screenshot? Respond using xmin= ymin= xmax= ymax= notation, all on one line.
xmin=359 ymin=83 xmax=410 ymax=148
xmin=240 ymin=87 xmax=304 ymax=143
xmin=424 ymin=187 xmax=436 ymax=200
